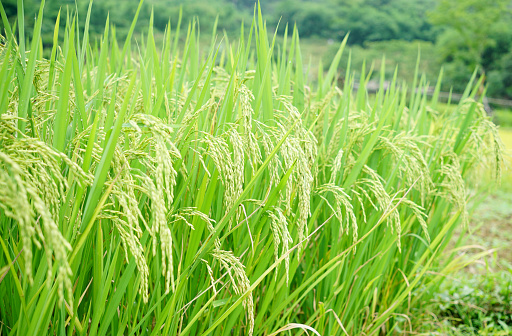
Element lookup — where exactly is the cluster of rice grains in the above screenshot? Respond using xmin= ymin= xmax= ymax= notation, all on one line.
xmin=0 ymin=2 xmax=504 ymax=335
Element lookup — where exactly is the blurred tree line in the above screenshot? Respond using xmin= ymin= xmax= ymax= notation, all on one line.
xmin=272 ymin=0 xmax=438 ymax=43
xmin=429 ymin=0 xmax=512 ymax=98
xmin=1 ymin=0 xmax=512 ymax=98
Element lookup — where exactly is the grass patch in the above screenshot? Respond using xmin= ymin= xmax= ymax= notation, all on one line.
xmin=426 ymin=270 xmax=512 ymax=335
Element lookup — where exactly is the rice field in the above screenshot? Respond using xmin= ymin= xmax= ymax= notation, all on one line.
xmin=0 ymin=1 xmax=505 ymax=335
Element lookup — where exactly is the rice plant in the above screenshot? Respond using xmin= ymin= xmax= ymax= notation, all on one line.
xmin=0 ymin=1 xmax=504 ymax=335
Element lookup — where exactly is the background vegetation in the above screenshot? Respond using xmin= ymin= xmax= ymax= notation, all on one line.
xmin=2 ymin=0 xmax=512 ymax=101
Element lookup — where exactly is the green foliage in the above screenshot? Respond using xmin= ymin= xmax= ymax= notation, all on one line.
xmin=429 ymin=0 xmax=509 ymax=65
xmin=272 ymin=0 xmax=437 ymax=42
xmin=18 ymin=0 xmax=441 ymax=44
xmin=7 ymin=0 xmax=512 ymax=99
xmin=0 ymin=0 xmax=36 ymax=24
xmin=332 ymin=0 xmax=437 ymax=44
xmin=431 ymin=269 xmax=512 ymax=334
xmin=429 ymin=0 xmax=512 ymax=98
xmin=147 ymin=0 xmax=247 ymax=33
xmin=0 ymin=1 xmax=505 ymax=335
xmin=487 ymin=50 xmax=512 ymax=99
xmin=274 ymin=1 xmax=334 ymax=38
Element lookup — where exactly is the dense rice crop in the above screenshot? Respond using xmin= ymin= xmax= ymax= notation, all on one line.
xmin=0 ymin=1 xmax=504 ymax=335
